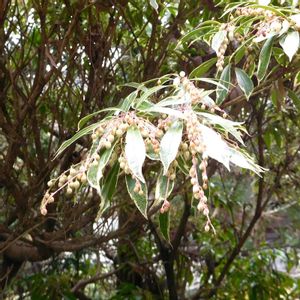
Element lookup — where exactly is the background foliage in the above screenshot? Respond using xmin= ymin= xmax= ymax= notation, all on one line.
xmin=1 ymin=0 xmax=300 ymax=299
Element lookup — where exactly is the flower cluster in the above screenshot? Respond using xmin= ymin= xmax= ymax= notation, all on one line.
xmin=183 ymin=111 xmax=214 ymax=231
xmin=134 ymin=112 xmax=162 ymax=154
xmin=215 ymin=24 xmax=235 ymax=72
xmin=244 ymin=46 xmax=256 ymax=71
xmin=185 ymin=111 xmax=205 ymax=156
xmin=41 ymin=74 xmax=239 ymax=233
xmin=118 ymin=155 xmax=131 ymax=174
xmin=189 ymin=160 xmax=212 ymax=232
xmin=235 ymin=7 xmax=275 ymax=19
xmin=180 ymin=142 xmax=190 ymax=161
xmin=181 ymin=77 xmax=205 ymax=105
xmin=41 ymin=111 xmax=163 ymax=214
xmin=41 ymin=164 xmax=87 ymax=215
xmin=180 ymin=76 xmax=226 ymax=116
xmin=235 ymin=7 xmax=294 ymax=41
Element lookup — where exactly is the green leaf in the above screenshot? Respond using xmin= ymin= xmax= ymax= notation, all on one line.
xmin=197 ymin=112 xmax=245 ymax=145
xmin=142 ymin=105 xmax=184 ymax=119
xmin=87 ymin=141 xmax=117 ymax=193
xmin=257 ymin=36 xmax=274 ymax=82
xmin=234 ymin=45 xmax=246 ymax=65
xmin=190 ymin=57 xmax=217 ymax=78
xmin=54 ymin=121 xmax=104 ymax=158
xmin=156 ymin=94 xmax=188 ymax=107
xmin=200 ymin=95 xmax=217 ymax=108
xmin=125 ymin=126 xmax=146 ymax=183
xmin=120 ymin=90 xmax=139 ymax=111
xmin=272 ymin=128 xmax=282 ymax=148
xmin=258 ymin=0 xmax=270 ymax=5
xmin=235 ymin=68 xmax=254 ymax=100
xmin=290 ymin=14 xmax=300 ymax=27
xmin=121 ymin=82 xmax=146 ymax=90
xmin=146 ymin=143 xmax=160 ymax=161
xmin=135 ymin=99 xmax=153 ymax=111
xmin=193 ymin=78 xmax=229 ymax=90
xmin=263 ymin=130 xmax=272 ymax=149
xmin=177 ymin=155 xmax=190 ymax=175
xmin=199 ymin=122 xmax=264 ymax=175
xmin=216 ymin=64 xmax=231 ymax=105
xmin=287 ymin=89 xmax=300 ymax=110
xmin=99 ymin=162 xmax=120 ymax=215
xmin=228 ymin=147 xmax=264 ymax=176
xmin=211 ymin=30 xmax=227 ymax=53
xmin=273 ymin=47 xmax=288 ymax=67
xmin=155 ymin=171 xmax=174 ymax=202
xmin=279 ymin=31 xmax=299 ymax=62
xmin=125 ymin=175 xmax=148 ymax=219
xmin=179 ymin=24 xmax=216 ymax=45
xmin=77 ymin=108 xmax=119 ymax=130
xmin=157 ymin=90 xmax=213 ymax=107
xmin=159 ymin=212 xmax=170 ymax=242
xmin=149 ymin=0 xmax=158 ymax=11
xmin=295 ymin=71 xmax=300 ymax=85
xmin=160 ymin=119 xmax=183 ymax=175
xmin=221 ymin=2 xmax=244 ymax=17
xmin=199 ymin=124 xmax=230 ymax=170
xmin=248 ymin=4 xmax=287 ymax=19
xmin=135 ymin=85 xmax=169 ymax=108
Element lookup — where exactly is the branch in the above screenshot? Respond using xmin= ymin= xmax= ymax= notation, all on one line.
xmin=148 ymin=219 xmax=178 ymax=300
xmin=71 ymin=268 xmax=121 ymax=293
xmin=171 ymin=192 xmax=190 ymax=251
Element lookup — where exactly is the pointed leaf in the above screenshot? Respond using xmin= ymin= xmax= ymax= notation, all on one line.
xmin=54 ymin=122 xmax=103 ymax=158
xmin=87 ymin=141 xmax=117 ymax=193
xmin=159 ymin=212 xmax=170 ymax=242
xmin=149 ymin=0 xmax=158 ymax=11
xmin=157 ymin=94 xmax=189 ymax=107
xmin=249 ymin=5 xmax=286 ymax=18
xmin=234 ymin=45 xmax=246 ymax=65
xmin=216 ymin=64 xmax=231 ymax=105
xmin=258 ymin=0 xmax=270 ymax=4
xmin=179 ymin=23 xmax=218 ymax=44
xmin=198 ymin=112 xmax=245 ymax=145
xmin=146 ymin=143 xmax=160 ymax=161
xmin=235 ymin=68 xmax=254 ymax=100
xmin=287 ymin=89 xmax=300 ymax=110
xmin=160 ymin=120 xmax=183 ymax=175
xmin=279 ymin=31 xmax=299 ymax=62
xmin=136 ymin=99 xmax=153 ymax=111
xmin=141 ymin=104 xmax=185 ymax=119
xmin=201 ymin=95 xmax=216 ymax=108
xmin=125 ymin=126 xmax=146 ymax=183
xmin=211 ymin=30 xmax=227 ymax=53
xmin=155 ymin=171 xmax=175 ymax=202
xmin=120 ymin=90 xmax=138 ymax=111
xmin=177 ymin=155 xmax=190 ymax=175
xmin=125 ymin=175 xmax=148 ymax=219
xmin=190 ymin=57 xmax=217 ymax=78
xmin=135 ymin=85 xmax=168 ymax=108
xmin=257 ymin=36 xmax=274 ymax=81
xmin=290 ymin=14 xmax=300 ymax=27
xmin=99 ymin=162 xmax=120 ymax=215
xmin=199 ymin=124 xmax=230 ymax=170
xmin=228 ymin=147 xmax=264 ymax=176
xmin=77 ymin=109 xmax=119 ymax=131
xmin=193 ymin=77 xmax=229 ymax=90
